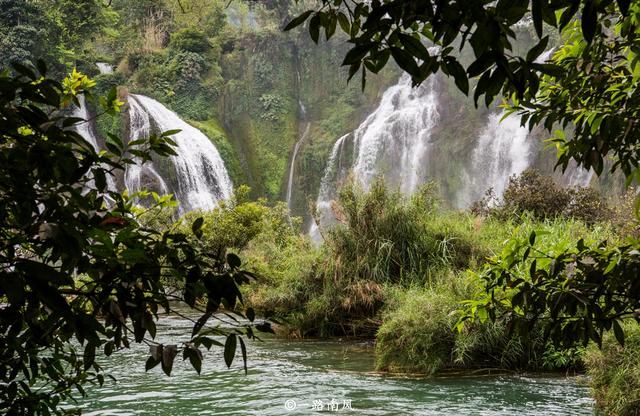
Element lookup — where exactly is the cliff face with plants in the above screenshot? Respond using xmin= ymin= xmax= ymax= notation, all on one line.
xmin=4 ymin=0 xmax=620 ymax=223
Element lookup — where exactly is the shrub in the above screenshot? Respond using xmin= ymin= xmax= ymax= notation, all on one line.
xmin=474 ymin=169 xmax=609 ymax=224
xmin=169 ymin=28 xmax=211 ymax=53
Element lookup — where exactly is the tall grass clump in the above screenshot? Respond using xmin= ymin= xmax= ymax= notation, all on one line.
xmin=585 ymin=322 xmax=640 ymax=415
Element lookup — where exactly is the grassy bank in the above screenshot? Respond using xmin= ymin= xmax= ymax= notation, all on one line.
xmin=155 ymin=171 xmax=637 ymax=415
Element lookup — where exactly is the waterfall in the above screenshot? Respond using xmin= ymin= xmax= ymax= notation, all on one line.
xmin=458 ymin=49 xmax=558 ymax=206
xmin=73 ymin=95 xmax=116 ymax=192
xmin=309 ymin=133 xmax=350 ymax=244
xmin=96 ymin=62 xmax=113 ymax=74
xmin=309 ymin=73 xmax=439 ymax=242
xmin=286 ymin=122 xmax=310 ymax=211
xmin=126 ymin=94 xmax=233 ymax=212
xmin=352 ymin=74 xmax=439 ymax=194
xmin=124 ymin=96 xmax=169 ymax=197
xmin=564 ymin=162 xmax=595 ymax=188
xmin=460 ymin=113 xmax=532 ymax=206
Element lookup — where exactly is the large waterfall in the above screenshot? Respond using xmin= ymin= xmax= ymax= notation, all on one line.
xmin=309 ymin=73 xmax=439 ymax=241
xmin=352 ymin=74 xmax=439 ymax=194
xmin=126 ymin=94 xmax=233 ymax=212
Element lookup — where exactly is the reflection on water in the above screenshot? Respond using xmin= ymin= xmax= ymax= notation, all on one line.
xmin=78 ymin=316 xmax=593 ymax=415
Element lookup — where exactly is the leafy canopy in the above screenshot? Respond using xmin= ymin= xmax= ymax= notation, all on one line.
xmin=0 ymin=63 xmax=268 ymax=415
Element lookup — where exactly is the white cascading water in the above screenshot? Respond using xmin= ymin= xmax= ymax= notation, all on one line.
xmin=309 ymin=73 xmax=439 ymax=242
xmin=352 ymin=74 xmax=439 ymax=194
xmin=564 ymin=161 xmax=595 ymax=187
xmin=96 ymin=62 xmax=113 ymax=74
xmin=458 ymin=49 xmax=557 ymax=206
xmin=73 ymin=95 xmax=116 ymax=192
xmin=124 ymin=96 xmax=169 ymax=197
xmin=126 ymin=94 xmax=233 ymax=212
xmin=309 ymin=133 xmax=350 ymax=244
xmin=459 ymin=113 xmax=532 ymax=206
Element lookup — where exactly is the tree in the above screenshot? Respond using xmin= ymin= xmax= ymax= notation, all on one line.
xmin=0 ymin=63 xmax=267 ymax=415
xmin=286 ymin=1 xmax=640 ymax=348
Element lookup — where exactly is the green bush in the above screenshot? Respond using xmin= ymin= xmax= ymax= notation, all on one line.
xmin=169 ymin=28 xmax=211 ymax=53
xmin=473 ymin=168 xmax=609 ymax=224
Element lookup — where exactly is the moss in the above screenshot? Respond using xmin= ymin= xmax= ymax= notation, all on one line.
xmin=189 ymin=118 xmax=244 ymax=186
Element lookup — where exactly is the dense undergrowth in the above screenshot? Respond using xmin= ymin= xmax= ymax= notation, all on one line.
xmin=148 ymin=169 xmax=638 ymax=414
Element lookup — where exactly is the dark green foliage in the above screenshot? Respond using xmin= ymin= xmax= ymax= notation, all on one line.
xmin=473 ymin=169 xmax=609 ymax=224
xmin=0 ymin=0 xmax=52 ymax=69
xmin=0 ymin=65 xmax=265 ymax=415
xmin=170 ymin=28 xmax=211 ymax=53
xmin=460 ymin=223 xmax=640 ymax=351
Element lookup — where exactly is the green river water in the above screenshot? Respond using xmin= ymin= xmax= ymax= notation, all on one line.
xmin=77 ymin=316 xmax=594 ymax=415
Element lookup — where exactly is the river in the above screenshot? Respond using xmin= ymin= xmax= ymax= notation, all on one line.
xmin=77 ymin=315 xmax=594 ymax=415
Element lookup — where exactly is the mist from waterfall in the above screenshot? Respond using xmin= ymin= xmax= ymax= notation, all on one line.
xmin=126 ymin=94 xmax=233 ymax=212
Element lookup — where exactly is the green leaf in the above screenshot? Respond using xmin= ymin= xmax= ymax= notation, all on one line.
xmin=227 ymin=253 xmax=241 ymax=269
xmin=284 ymin=10 xmax=313 ymax=31
xmin=184 ymin=347 xmax=203 ymax=375
xmin=617 ymin=0 xmax=631 ymax=15
xmin=239 ymin=336 xmax=248 ymax=375
xmin=526 ymin=36 xmax=549 ymax=63
xmin=83 ymin=343 xmax=96 ymax=371
xmin=581 ymin=0 xmax=597 ymax=43
xmin=145 ymin=356 xmax=160 ymax=372
xmin=309 ymin=14 xmax=321 ymax=43
xmin=444 ymin=58 xmax=468 ymax=95
xmin=161 ymin=345 xmax=178 ymax=376
xmin=612 ymin=319 xmax=625 ymax=346
xmin=397 ymin=33 xmax=429 ymax=61
xmin=192 ymin=217 xmax=204 ymax=239
xmin=224 ymin=334 xmax=237 ymax=368
xmin=337 ymin=12 xmax=350 ymax=33
xmin=343 ymin=43 xmax=373 ymax=66
xmin=246 ymin=307 xmax=255 ymax=323
xmin=192 ymin=312 xmax=212 ymax=338
xmin=390 ymin=47 xmax=420 ymax=78
xmin=161 ymin=129 xmax=181 ymax=137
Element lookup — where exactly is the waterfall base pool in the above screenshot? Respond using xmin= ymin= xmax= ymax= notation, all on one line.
xmin=78 ymin=316 xmax=593 ymax=415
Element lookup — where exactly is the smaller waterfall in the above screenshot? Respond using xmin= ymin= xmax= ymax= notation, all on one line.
xmin=126 ymin=94 xmax=233 ymax=212
xmin=461 ymin=113 xmax=532 ymax=206
xmin=286 ymin=122 xmax=310 ymax=211
xmin=96 ymin=62 xmax=113 ymax=75
xmin=352 ymin=74 xmax=439 ymax=194
xmin=309 ymin=134 xmax=350 ymax=244
xmin=564 ymin=161 xmax=595 ymax=188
